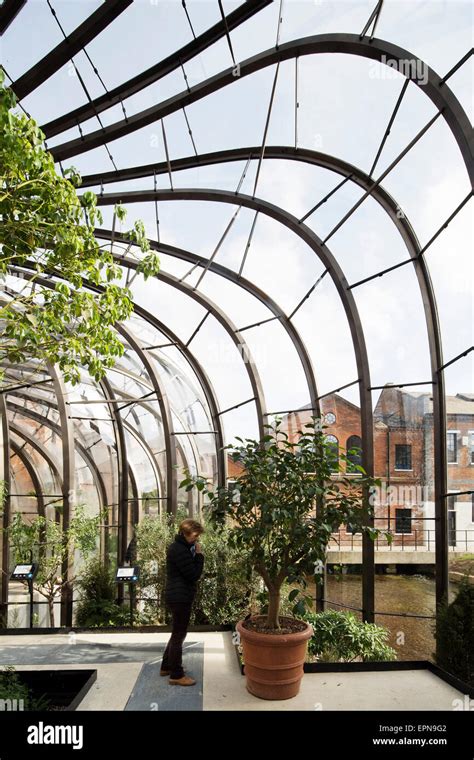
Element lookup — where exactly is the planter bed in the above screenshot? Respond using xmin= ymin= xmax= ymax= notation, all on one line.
xmin=0 ymin=669 xmax=97 ymax=711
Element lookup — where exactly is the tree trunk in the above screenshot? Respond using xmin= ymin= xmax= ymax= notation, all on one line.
xmin=266 ymin=589 xmax=281 ymax=629
xmin=48 ymin=597 xmax=55 ymax=628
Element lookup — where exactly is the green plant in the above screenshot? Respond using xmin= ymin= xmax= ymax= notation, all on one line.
xmin=131 ymin=511 xmax=260 ymax=626
xmin=75 ymin=558 xmax=116 ymax=627
xmin=192 ymin=523 xmax=261 ymax=625
xmin=0 ymin=71 xmax=159 ymax=386
xmin=435 ymin=576 xmax=474 ymax=686
xmin=132 ymin=510 xmax=181 ymax=624
xmin=304 ymin=610 xmax=396 ymax=662
xmin=5 ymin=505 xmax=102 ymax=627
xmin=181 ymin=419 xmax=388 ymax=630
xmin=0 ymin=666 xmax=49 ymax=710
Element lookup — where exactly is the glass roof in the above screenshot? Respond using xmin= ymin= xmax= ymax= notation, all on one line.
xmin=0 ymin=1 xmax=472 ymax=607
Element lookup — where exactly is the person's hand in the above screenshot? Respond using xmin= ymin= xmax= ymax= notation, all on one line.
xmin=195 ymin=542 xmax=202 ymax=554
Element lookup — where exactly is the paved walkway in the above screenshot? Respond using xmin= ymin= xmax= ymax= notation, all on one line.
xmin=0 ymin=632 xmax=466 ymax=711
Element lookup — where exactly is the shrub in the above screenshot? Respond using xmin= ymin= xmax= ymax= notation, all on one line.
xmin=0 ymin=666 xmax=49 ymax=710
xmin=435 ymin=577 xmax=474 ymax=686
xmin=304 ymin=609 xmax=396 ymax=662
xmin=75 ymin=558 xmax=150 ymax=628
xmin=134 ymin=512 xmax=260 ymax=625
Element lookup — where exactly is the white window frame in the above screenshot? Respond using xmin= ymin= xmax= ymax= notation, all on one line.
xmin=447 ymin=431 xmax=460 ymax=465
xmin=468 ymin=430 xmax=474 ymax=466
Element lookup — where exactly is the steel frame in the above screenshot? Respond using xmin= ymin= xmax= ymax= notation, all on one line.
xmin=1 ymin=9 xmax=471 ymax=630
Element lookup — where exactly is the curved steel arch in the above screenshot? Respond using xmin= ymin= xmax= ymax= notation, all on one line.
xmin=14 ymin=262 xmax=269 ymax=448
xmin=49 ymin=33 xmax=473 ymax=181
xmin=98 ymin=230 xmax=320 ymax=422
xmin=40 ymin=0 xmax=271 ymax=138
xmin=0 ymin=395 xmax=11 ymax=622
xmin=11 ymin=441 xmax=46 ymax=517
xmin=9 ymin=422 xmax=63 ymax=496
xmin=95 ymin=185 xmax=376 ymax=617
xmin=7 ymin=405 xmax=109 ymax=511
xmin=95 ymin=185 xmax=372 ymax=423
xmin=93 ymin=142 xmax=452 ymax=606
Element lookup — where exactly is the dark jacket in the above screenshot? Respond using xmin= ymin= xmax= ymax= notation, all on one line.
xmin=165 ymin=534 xmax=204 ymax=605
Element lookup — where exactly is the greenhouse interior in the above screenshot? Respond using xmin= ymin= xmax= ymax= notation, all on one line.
xmin=0 ymin=0 xmax=472 ymax=727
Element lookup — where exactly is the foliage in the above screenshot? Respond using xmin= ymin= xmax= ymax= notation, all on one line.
xmin=181 ymin=419 xmax=388 ymax=630
xmin=74 ymin=558 xmax=150 ymax=627
xmin=5 ymin=506 xmax=102 ymax=627
xmin=0 ymin=71 xmax=160 ymax=385
xmin=435 ymin=576 xmax=474 ymax=686
xmin=0 ymin=666 xmax=49 ymax=710
xmin=133 ymin=510 xmax=182 ymax=624
xmin=192 ymin=522 xmax=261 ymax=625
xmin=132 ymin=511 xmax=260 ymax=625
xmin=303 ymin=609 xmax=396 ymax=662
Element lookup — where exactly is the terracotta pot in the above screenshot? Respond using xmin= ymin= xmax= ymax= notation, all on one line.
xmin=236 ymin=616 xmax=313 ymax=700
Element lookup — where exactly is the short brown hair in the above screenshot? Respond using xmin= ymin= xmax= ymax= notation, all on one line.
xmin=179 ymin=518 xmax=204 ymax=537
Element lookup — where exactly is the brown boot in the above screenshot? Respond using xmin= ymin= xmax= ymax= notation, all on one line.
xmin=160 ymin=669 xmax=170 ymax=676
xmin=169 ymin=675 xmax=196 ymax=686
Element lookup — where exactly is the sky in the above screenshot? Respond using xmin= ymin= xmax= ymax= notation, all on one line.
xmin=2 ymin=0 xmax=473 ymax=443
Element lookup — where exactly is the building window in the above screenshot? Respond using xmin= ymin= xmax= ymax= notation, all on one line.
xmin=346 ymin=435 xmax=362 ymax=471
xmin=395 ymin=508 xmax=412 ymax=534
xmin=324 ymin=435 xmax=339 ymax=472
xmin=469 ymin=431 xmax=474 ymax=465
xmin=447 ymin=495 xmax=457 ymax=511
xmin=395 ymin=444 xmax=412 ymax=471
xmin=447 ymin=432 xmax=458 ymax=464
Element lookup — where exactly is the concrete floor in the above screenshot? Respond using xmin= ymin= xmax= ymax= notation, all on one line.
xmin=0 ymin=631 xmax=466 ymax=711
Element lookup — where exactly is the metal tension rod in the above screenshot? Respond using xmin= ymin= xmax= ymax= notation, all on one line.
xmin=185 ymin=311 xmax=211 ymax=347
xmin=323 ymin=110 xmax=443 ymax=244
xmin=369 ymin=79 xmax=409 ymax=177
xmin=181 ymin=207 xmax=241 ymax=286
xmin=1 ymin=378 xmax=53 ymax=394
xmin=237 ymin=315 xmax=280 ymax=333
xmin=348 ymin=191 xmax=473 ymax=289
xmin=368 ymin=381 xmax=434 ymax=390
xmin=42 ymin=0 xmax=271 ymax=139
xmin=218 ymin=0 xmax=236 ymax=65
xmin=10 ymin=0 xmax=131 ymax=99
xmin=44 ymin=0 xmax=120 ymax=171
xmin=288 ymin=270 xmax=329 ymax=320
xmin=318 ymin=379 xmax=361 ymax=400
xmin=268 ymin=406 xmax=318 ymax=416
xmin=172 ymin=430 xmax=218 ymax=435
xmin=442 ymin=490 xmax=473 ymax=498
xmin=116 ymin=390 xmax=161 ymax=412
xmin=359 ymin=0 xmax=384 ymax=41
xmin=182 ymin=0 xmax=196 ymax=39
xmin=439 ymin=48 xmax=473 ymax=85
xmin=253 ymin=61 xmax=281 ymax=197
xmin=437 ymin=346 xmax=474 ymax=372
xmin=217 ymin=397 xmax=257 ymax=416
xmin=299 ymin=175 xmax=354 ymax=224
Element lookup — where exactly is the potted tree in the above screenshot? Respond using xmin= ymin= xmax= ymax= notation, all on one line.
xmin=181 ymin=419 xmax=385 ymax=700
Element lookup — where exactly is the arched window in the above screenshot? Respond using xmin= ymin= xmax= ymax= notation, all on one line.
xmin=324 ymin=434 xmax=339 ymax=472
xmin=346 ymin=435 xmax=363 ymax=471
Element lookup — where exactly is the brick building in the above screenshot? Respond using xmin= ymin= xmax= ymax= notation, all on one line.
xmin=275 ymin=388 xmax=474 ymax=554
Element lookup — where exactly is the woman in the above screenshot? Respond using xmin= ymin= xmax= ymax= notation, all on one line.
xmin=160 ymin=518 xmax=204 ymax=686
